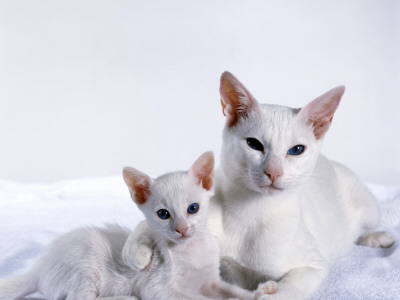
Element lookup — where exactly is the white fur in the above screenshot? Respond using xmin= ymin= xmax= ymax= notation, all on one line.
xmin=124 ymin=73 xmax=396 ymax=300
xmin=0 ymin=151 xmax=274 ymax=300
xmin=208 ymin=73 xmax=395 ymax=299
xmin=0 ymin=224 xmax=140 ymax=300
xmin=125 ymin=152 xmax=275 ymax=300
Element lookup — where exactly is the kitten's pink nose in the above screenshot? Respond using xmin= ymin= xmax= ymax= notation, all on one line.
xmin=176 ymin=226 xmax=188 ymax=235
xmin=175 ymin=220 xmax=188 ymax=236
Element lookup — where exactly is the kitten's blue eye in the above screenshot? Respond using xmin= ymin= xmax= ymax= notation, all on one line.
xmin=288 ymin=145 xmax=305 ymax=155
xmin=157 ymin=209 xmax=171 ymax=220
xmin=246 ymin=138 xmax=264 ymax=152
xmin=187 ymin=203 xmax=199 ymax=214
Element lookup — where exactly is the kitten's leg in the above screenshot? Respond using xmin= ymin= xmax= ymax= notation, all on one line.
xmin=122 ymin=220 xmax=153 ymax=270
xmin=65 ymin=290 xmax=98 ymax=300
xmin=220 ymin=256 xmax=273 ymax=291
xmin=67 ymin=291 xmax=140 ymax=300
xmin=257 ymin=266 xmax=328 ymax=300
xmin=166 ymin=290 xmax=212 ymax=300
xmin=204 ymin=278 xmax=277 ymax=300
xmin=98 ymin=297 xmax=139 ymax=300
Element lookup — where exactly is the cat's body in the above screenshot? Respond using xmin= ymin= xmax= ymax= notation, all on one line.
xmin=125 ymin=72 xmax=396 ymax=300
xmin=209 ymin=73 xmax=395 ymax=299
xmin=0 ymin=151 xmax=274 ymax=300
xmin=213 ymin=156 xmax=382 ymax=296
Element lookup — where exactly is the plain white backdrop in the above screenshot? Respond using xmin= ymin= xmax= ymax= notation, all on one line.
xmin=0 ymin=0 xmax=399 ymax=185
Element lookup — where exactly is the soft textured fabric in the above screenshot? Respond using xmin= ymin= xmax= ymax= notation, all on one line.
xmin=0 ymin=178 xmax=398 ymax=299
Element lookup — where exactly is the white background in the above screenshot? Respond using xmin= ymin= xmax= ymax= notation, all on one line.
xmin=0 ymin=0 xmax=399 ymax=185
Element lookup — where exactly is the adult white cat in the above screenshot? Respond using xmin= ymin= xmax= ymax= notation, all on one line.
xmin=210 ymin=72 xmax=395 ymax=299
xmin=0 ymin=151 xmax=274 ymax=300
xmin=124 ymin=72 xmax=396 ymax=300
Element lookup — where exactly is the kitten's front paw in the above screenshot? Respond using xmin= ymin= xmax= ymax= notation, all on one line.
xmin=122 ymin=243 xmax=152 ymax=270
xmin=254 ymin=281 xmax=278 ymax=299
xmin=133 ymin=245 xmax=153 ymax=270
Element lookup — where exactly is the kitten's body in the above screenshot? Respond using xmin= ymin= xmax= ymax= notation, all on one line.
xmin=125 ymin=72 xmax=395 ymax=300
xmin=0 ymin=152 xmax=274 ymax=300
xmin=0 ymin=224 xmax=140 ymax=300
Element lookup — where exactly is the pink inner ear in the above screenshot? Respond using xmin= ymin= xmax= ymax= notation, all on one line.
xmin=200 ymin=174 xmax=214 ymax=191
xmin=134 ymin=181 xmax=151 ymax=205
xmin=123 ymin=167 xmax=152 ymax=205
xmin=299 ymin=86 xmax=345 ymax=140
xmin=219 ymin=71 xmax=257 ymax=127
xmin=190 ymin=152 xmax=215 ymax=191
xmin=312 ymin=120 xmax=331 ymax=140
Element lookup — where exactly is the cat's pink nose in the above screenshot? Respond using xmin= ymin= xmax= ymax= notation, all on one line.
xmin=265 ymin=169 xmax=283 ymax=183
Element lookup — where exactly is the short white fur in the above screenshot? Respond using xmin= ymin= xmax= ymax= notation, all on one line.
xmin=0 ymin=151 xmax=275 ymax=300
xmin=125 ymin=72 xmax=396 ymax=300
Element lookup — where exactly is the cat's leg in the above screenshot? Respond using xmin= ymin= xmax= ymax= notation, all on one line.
xmin=352 ymin=179 xmax=395 ymax=247
xmin=220 ymin=256 xmax=274 ymax=291
xmin=333 ymin=161 xmax=396 ymax=248
xmin=357 ymin=231 xmax=396 ymax=248
xmin=122 ymin=220 xmax=153 ymax=270
xmin=257 ymin=266 xmax=328 ymax=300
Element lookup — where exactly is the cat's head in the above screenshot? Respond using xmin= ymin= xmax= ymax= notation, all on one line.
xmin=123 ymin=151 xmax=214 ymax=245
xmin=219 ymin=71 xmax=345 ymax=195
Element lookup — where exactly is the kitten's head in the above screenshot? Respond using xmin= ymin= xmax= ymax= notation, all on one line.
xmin=219 ymin=72 xmax=345 ymax=195
xmin=123 ymin=151 xmax=214 ymax=245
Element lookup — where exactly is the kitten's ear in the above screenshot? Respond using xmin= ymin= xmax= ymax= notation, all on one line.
xmin=220 ymin=71 xmax=259 ymax=127
xmin=189 ymin=151 xmax=215 ymax=191
xmin=123 ymin=167 xmax=153 ymax=205
xmin=298 ymin=86 xmax=345 ymax=139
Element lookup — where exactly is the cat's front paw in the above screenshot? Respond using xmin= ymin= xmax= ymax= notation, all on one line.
xmin=357 ymin=231 xmax=396 ymax=248
xmin=254 ymin=281 xmax=278 ymax=299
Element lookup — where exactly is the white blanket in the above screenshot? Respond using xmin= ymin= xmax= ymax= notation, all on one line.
xmin=0 ymin=178 xmax=399 ymax=299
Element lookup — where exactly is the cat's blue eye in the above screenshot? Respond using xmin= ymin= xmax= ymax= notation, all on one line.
xmin=246 ymin=138 xmax=264 ymax=152
xmin=157 ymin=209 xmax=171 ymax=220
xmin=187 ymin=203 xmax=199 ymax=214
xmin=288 ymin=145 xmax=305 ymax=155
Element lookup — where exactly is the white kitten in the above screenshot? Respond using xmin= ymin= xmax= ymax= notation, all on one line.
xmin=124 ymin=72 xmax=396 ymax=300
xmin=0 ymin=224 xmax=140 ymax=300
xmin=123 ymin=151 xmax=275 ymax=300
xmin=0 ymin=151 xmax=275 ymax=300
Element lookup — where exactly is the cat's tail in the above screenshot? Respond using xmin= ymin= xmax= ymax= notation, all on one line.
xmin=0 ymin=273 xmax=38 ymax=300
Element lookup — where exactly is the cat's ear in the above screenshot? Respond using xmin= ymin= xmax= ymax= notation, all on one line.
xmin=189 ymin=151 xmax=214 ymax=191
xmin=298 ymin=86 xmax=345 ymax=139
xmin=220 ymin=71 xmax=259 ymax=127
xmin=123 ymin=167 xmax=153 ymax=205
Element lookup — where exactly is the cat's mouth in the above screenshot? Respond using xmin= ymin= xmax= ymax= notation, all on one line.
xmin=258 ymin=184 xmax=284 ymax=194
